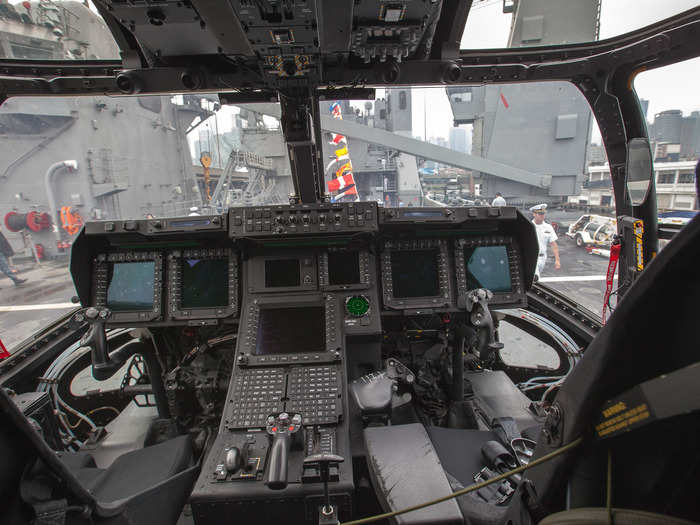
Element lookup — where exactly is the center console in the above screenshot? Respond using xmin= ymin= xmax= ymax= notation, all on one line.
xmin=189 ymin=241 xmax=371 ymax=523
xmin=72 ymin=203 xmax=538 ymax=524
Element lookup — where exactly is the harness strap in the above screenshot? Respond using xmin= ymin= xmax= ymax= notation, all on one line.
xmin=602 ymin=240 xmax=621 ymax=324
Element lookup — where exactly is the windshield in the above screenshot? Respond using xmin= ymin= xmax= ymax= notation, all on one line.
xmin=0 ymin=83 xmax=602 ymax=350
xmin=1 ymin=1 xmax=119 ymax=59
xmin=1 ymin=5 xmax=698 ymax=352
xmin=461 ymin=0 xmax=699 ymax=49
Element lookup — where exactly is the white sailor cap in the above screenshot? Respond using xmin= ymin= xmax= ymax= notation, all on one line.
xmin=529 ymin=203 xmax=547 ymax=212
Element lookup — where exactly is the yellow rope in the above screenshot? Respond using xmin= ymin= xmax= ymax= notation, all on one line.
xmin=340 ymin=437 xmax=584 ymax=525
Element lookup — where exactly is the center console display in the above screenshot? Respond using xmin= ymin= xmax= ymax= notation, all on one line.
xmin=328 ymin=251 xmax=360 ymax=286
xmin=255 ymin=306 xmax=326 ymax=355
xmin=107 ymin=261 xmax=156 ymax=311
xmin=167 ymin=248 xmax=238 ymax=321
xmin=319 ymin=249 xmax=371 ymax=291
xmin=390 ymin=250 xmax=440 ymax=298
xmin=380 ymin=239 xmax=452 ymax=310
xmin=250 ymin=254 xmax=317 ymax=293
xmin=92 ymin=251 xmax=163 ymax=323
xmin=265 ymin=259 xmax=301 ymax=288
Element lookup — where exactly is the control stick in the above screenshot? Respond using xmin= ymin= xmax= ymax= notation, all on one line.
xmin=462 ymin=289 xmax=504 ymax=364
xmin=265 ymin=413 xmax=302 ymax=489
xmin=74 ymin=307 xmax=171 ymax=418
xmin=304 ymin=453 xmax=344 ymax=524
xmin=77 ymin=307 xmax=112 ymax=380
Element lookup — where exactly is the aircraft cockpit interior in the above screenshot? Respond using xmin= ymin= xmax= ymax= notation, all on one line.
xmin=60 ymin=202 xmax=542 ymax=523
xmin=1 ymin=2 xmax=700 ymax=525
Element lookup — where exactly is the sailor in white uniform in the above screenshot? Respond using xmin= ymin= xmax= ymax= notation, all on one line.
xmin=491 ymin=192 xmax=507 ymax=207
xmin=530 ymin=204 xmax=560 ymax=280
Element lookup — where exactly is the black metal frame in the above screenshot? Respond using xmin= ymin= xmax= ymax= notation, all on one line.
xmin=1 ymin=6 xmax=699 ymax=286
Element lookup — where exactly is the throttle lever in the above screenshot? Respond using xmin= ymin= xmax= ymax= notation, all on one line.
xmin=265 ymin=413 xmax=302 ymax=490
xmin=304 ymin=453 xmax=345 ymax=522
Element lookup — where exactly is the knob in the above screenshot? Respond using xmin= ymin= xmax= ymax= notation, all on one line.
xmin=224 ymin=447 xmax=241 ymax=473
xmin=289 ymin=215 xmax=297 ymax=224
xmin=334 ymin=214 xmax=342 ymax=223
xmin=278 ymin=412 xmax=289 ymax=424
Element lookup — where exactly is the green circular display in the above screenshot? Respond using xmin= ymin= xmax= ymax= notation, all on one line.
xmin=345 ymin=295 xmax=370 ymax=317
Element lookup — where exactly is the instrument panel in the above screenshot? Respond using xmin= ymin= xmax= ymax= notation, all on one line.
xmin=71 ymin=203 xmax=537 ymax=327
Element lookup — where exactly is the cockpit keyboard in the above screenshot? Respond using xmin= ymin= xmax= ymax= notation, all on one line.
xmin=227 ymin=365 xmax=341 ymax=429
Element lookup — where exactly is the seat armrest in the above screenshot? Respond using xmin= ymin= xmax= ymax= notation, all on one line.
xmin=364 ymin=423 xmax=463 ymax=525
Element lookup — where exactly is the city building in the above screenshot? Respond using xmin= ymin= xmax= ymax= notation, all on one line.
xmin=648 ymin=110 xmax=700 ymax=160
xmin=572 ymin=160 xmax=697 ymax=211
xmin=448 ymin=127 xmax=469 ymax=154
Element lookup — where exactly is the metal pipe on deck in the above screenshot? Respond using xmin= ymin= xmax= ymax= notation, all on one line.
xmin=44 ymin=160 xmax=78 ymax=241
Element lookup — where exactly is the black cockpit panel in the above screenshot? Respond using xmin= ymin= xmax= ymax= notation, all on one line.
xmin=67 ymin=204 xmax=537 ymax=522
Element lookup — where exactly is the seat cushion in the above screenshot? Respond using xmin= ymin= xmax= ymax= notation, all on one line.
xmin=85 ymin=435 xmax=193 ymax=503
xmin=465 ymin=370 xmax=541 ymax=431
xmin=427 ymin=426 xmax=498 ymax=487
xmin=364 ymin=423 xmax=464 ymax=524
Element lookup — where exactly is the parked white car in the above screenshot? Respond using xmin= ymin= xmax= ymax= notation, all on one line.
xmin=566 ymin=214 xmax=616 ymax=248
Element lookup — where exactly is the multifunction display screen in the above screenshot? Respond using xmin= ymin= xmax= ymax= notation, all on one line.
xmin=255 ymin=307 xmax=326 ymax=355
xmin=390 ymin=250 xmax=440 ymax=298
xmin=328 ymin=251 xmax=360 ymax=285
xmin=182 ymin=258 xmax=229 ymax=308
xmin=464 ymin=246 xmax=512 ymax=293
xmin=106 ymin=261 xmax=155 ymax=311
xmin=265 ymin=259 xmax=300 ymax=288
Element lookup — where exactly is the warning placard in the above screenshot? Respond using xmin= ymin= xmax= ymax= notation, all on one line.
xmin=595 ymin=387 xmax=653 ymax=439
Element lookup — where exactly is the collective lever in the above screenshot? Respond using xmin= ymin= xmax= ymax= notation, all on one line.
xmin=265 ymin=413 xmax=302 ymax=490
xmin=304 ymin=453 xmax=345 ymax=524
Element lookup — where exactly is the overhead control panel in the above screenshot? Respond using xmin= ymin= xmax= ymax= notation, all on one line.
xmin=229 ymin=202 xmax=378 ymax=237
xmin=232 ymin=0 xmax=320 ymax=79
xmin=350 ymin=0 xmax=443 ymax=63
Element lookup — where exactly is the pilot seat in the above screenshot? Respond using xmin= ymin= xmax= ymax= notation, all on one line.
xmin=359 ymin=366 xmax=542 ymax=525
xmin=0 ymin=388 xmax=199 ymax=525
